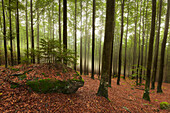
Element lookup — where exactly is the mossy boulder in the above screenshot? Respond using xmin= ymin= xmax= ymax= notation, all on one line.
xmin=26 ymin=78 xmax=84 ymax=94
xmin=160 ymin=102 xmax=170 ymax=110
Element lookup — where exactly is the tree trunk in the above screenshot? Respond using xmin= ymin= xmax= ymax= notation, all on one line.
xmin=63 ymin=0 xmax=67 ymax=65
xmin=37 ymin=8 xmax=40 ymax=64
xmin=136 ymin=0 xmax=143 ymax=86
xmin=151 ymin=0 xmax=162 ymax=90
xmin=17 ymin=0 xmax=21 ymax=64
xmin=124 ymin=0 xmax=130 ymax=79
xmin=9 ymin=0 xmax=13 ymax=66
xmin=84 ymin=1 xmax=88 ymax=75
xmin=2 ymin=0 xmax=8 ymax=68
xmin=91 ymin=0 xmax=96 ymax=79
xmin=26 ymin=0 xmax=29 ymax=60
xmin=74 ymin=0 xmax=77 ymax=70
xmin=143 ymin=0 xmax=156 ymax=101
xmin=157 ymin=0 xmax=170 ymax=93
xmin=59 ymin=0 xmax=61 ymax=61
xmin=80 ymin=0 xmax=83 ymax=75
xmin=30 ymin=0 xmax=35 ymax=63
xmin=97 ymin=0 xmax=115 ymax=99
xmin=117 ymin=0 xmax=124 ymax=85
xmin=132 ymin=0 xmax=138 ymax=75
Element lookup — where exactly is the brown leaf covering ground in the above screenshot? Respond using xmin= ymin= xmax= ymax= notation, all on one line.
xmin=0 ymin=64 xmax=170 ymax=113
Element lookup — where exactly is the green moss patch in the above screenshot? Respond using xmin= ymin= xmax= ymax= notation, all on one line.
xmin=26 ymin=78 xmax=84 ymax=94
xmin=160 ymin=102 xmax=170 ymax=110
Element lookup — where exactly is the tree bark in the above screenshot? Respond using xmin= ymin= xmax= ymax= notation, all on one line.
xmin=124 ymin=0 xmax=130 ymax=79
xmin=26 ymin=0 xmax=29 ymax=60
xmin=117 ymin=0 xmax=124 ymax=85
xmin=63 ymin=0 xmax=67 ymax=65
xmin=30 ymin=0 xmax=35 ymax=63
xmin=157 ymin=0 xmax=170 ymax=93
xmin=37 ymin=8 xmax=40 ymax=64
xmin=80 ymin=0 xmax=83 ymax=75
xmin=2 ymin=0 xmax=8 ymax=68
xmin=17 ymin=0 xmax=21 ymax=64
xmin=97 ymin=0 xmax=115 ymax=99
xmin=143 ymin=0 xmax=156 ymax=101
xmin=91 ymin=0 xmax=96 ymax=79
xmin=9 ymin=0 xmax=13 ymax=66
xmin=151 ymin=0 xmax=162 ymax=89
xmin=74 ymin=0 xmax=77 ymax=70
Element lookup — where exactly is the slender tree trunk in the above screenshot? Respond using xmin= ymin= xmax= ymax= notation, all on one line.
xmin=124 ymin=0 xmax=130 ymax=79
xmin=132 ymin=0 xmax=138 ymax=75
xmin=9 ymin=0 xmax=13 ymax=66
xmin=157 ymin=0 xmax=170 ymax=93
xmin=30 ymin=0 xmax=35 ymax=63
xmin=109 ymin=2 xmax=115 ymax=86
xmin=26 ymin=0 xmax=29 ymax=60
xmin=59 ymin=0 xmax=61 ymax=61
xmin=63 ymin=0 xmax=67 ymax=65
xmin=151 ymin=0 xmax=162 ymax=89
xmin=97 ymin=0 xmax=115 ymax=99
xmin=80 ymin=0 xmax=83 ymax=75
xmin=74 ymin=0 xmax=77 ymax=70
xmin=37 ymin=8 xmax=40 ymax=64
xmin=2 ymin=0 xmax=8 ymax=68
xmin=140 ymin=0 xmax=147 ymax=84
xmin=84 ymin=1 xmax=88 ymax=75
xmin=143 ymin=0 xmax=156 ymax=101
xmin=91 ymin=0 xmax=95 ymax=79
xmin=136 ymin=0 xmax=143 ymax=86
xmin=117 ymin=0 xmax=124 ymax=85
xmin=17 ymin=0 xmax=21 ymax=64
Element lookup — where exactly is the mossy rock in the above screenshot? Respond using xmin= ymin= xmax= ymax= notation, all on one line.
xmin=26 ymin=78 xmax=84 ymax=94
xmin=160 ymin=102 xmax=170 ymax=110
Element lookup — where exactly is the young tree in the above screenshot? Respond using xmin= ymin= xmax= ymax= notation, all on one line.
xmin=143 ymin=0 xmax=156 ymax=101
xmin=124 ymin=0 xmax=130 ymax=79
xmin=157 ymin=0 xmax=170 ymax=93
xmin=26 ymin=0 xmax=29 ymax=59
xmin=151 ymin=0 xmax=162 ymax=89
xmin=132 ymin=0 xmax=138 ymax=75
xmin=74 ymin=0 xmax=77 ymax=70
xmin=117 ymin=0 xmax=125 ymax=85
xmin=16 ymin=0 xmax=21 ymax=64
xmin=9 ymin=0 xmax=14 ymax=66
xmin=63 ymin=0 xmax=67 ymax=65
xmin=30 ymin=0 xmax=35 ymax=63
xmin=97 ymin=0 xmax=115 ymax=99
xmin=80 ymin=0 xmax=83 ymax=75
xmin=2 ymin=0 xmax=8 ymax=68
xmin=91 ymin=0 xmax=96 ymax=79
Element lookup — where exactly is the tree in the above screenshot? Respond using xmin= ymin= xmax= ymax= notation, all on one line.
xmin=74 ymin=0 xmax=77 ymax=70
xmin=151 ymin=0 xmax=162 ymax=89
xmin=16 ymin=0 xmax=21 ymax=64
xmin=157 ymin=0 xmax=170 ymax=93
xmin=124 ymin=0 xmax=130 ymax=79
xmin=30 ymin=0 xmax=35 ymax=63
xmin=80 ymin=0 xmax=83 ymax=75
xmin=132 ymin=0 xmax=138 ymax=75
xmin=117 ymin=0 xmax=125 ymax=85
xmin=26 ymin=0 xmax=29 ymax=60
xmin=37 ymin=8 xmax=40 ymax=63
xmin=143 ymin=0 xmax=156 ymax=101
xmin=91 ymin=0 xmax=95 ymax=79
xmin=59 ymin=0 xmax=61 ymax=61
xmin=2 ymin=0 xmax=8 ymax=68
xmin=97 ymin=0 xmax=115 ymax=99
xmin=63 ymin=0 xmax=67 ymax=65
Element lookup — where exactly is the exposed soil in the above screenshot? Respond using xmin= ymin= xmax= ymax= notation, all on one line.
xmin=0 ymin=64 xmax=169 ymax=112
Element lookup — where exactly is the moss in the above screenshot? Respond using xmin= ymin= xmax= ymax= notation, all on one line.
xmin=11 ymin=68 xmax=20 ymax=71
xmin=10 ymin=84 xmax=19 ymax=89
xmin=160 ymin=102 xmax=170 ymax=110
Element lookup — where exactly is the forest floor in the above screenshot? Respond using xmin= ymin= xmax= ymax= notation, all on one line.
xmin=0 ymin=64 xmax=170 ymax=113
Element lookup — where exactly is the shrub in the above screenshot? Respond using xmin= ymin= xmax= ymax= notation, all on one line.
xmin=160 ymin=102 xmax=170 ymax=110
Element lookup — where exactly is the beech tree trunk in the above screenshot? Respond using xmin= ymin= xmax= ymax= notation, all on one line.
xmin=9 ymin=0 xmax=13 ymax=66
xmin=63 ymin=0 xmax=67 ymax=65
xmin=143 ymin=0 xmax=156 ymax=101
xmin=151 ymin=0 xmax=162 ymax=90
xmin=157 ymin=0 xmax=170 ymax=93
xmin=97 ymin=0 xmax=115 ymax=99
xmin=17 ymin=0 xmax=21 ymax=64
